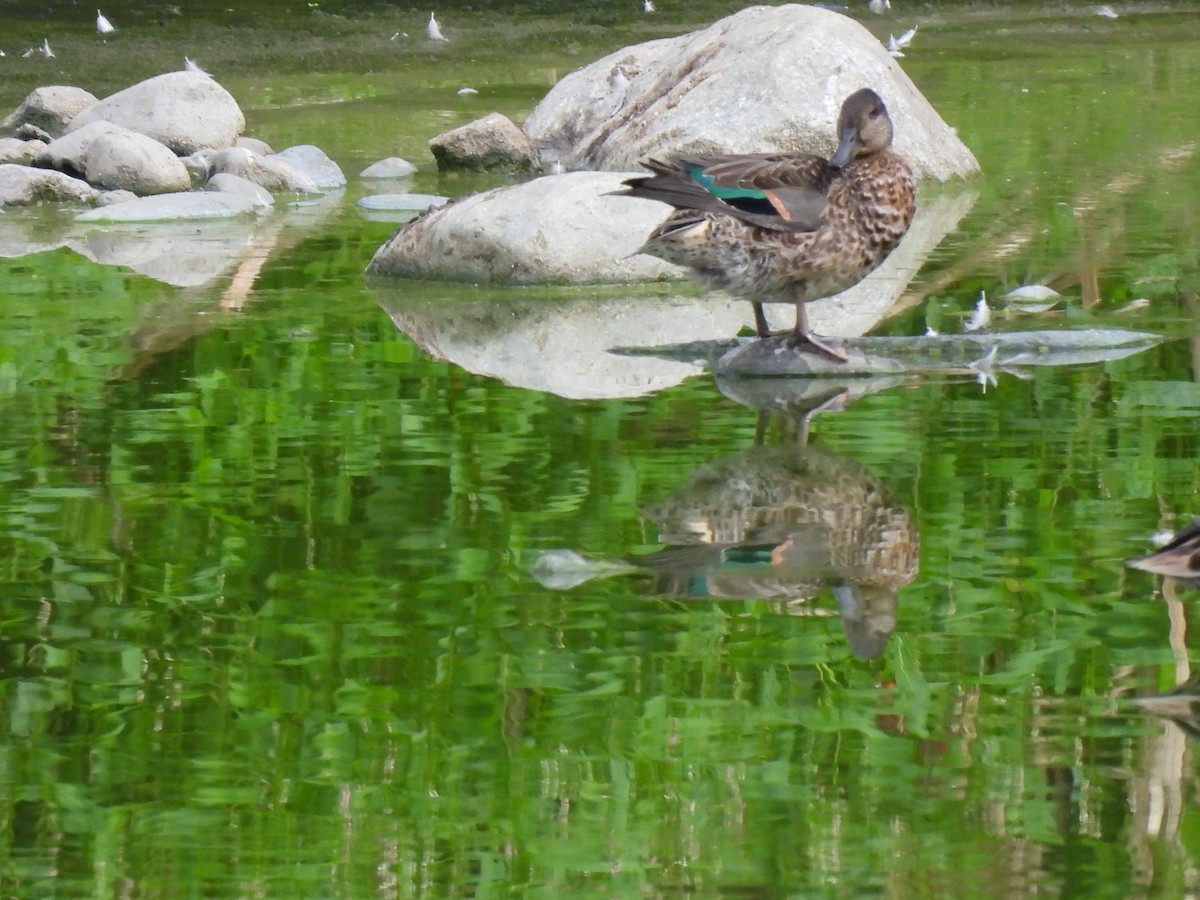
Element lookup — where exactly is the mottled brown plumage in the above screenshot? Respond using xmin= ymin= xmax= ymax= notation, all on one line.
xmin=618 ymin=88 xmax=916 ymax=361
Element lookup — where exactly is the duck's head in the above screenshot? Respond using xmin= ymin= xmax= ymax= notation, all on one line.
xmin=828 ymin=88 xmax=894 ymax=169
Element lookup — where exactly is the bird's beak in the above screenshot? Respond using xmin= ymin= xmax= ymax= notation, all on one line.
xmin=829 ymin=123 xmax=859 ymax=170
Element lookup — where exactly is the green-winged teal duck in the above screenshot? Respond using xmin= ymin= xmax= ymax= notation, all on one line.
xmin=618 ymin=88 xmax=916 ymax=361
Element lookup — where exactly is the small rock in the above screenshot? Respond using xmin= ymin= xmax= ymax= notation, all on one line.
xmin=1 ymin=86 xmax=99 ymax=139
xmin=0 ymin=137 xmax=43 ymax=165
xmin=206 ymin=172 xmax=275 ymax=208
xmin=234 ymin=136 xmax=274 ymax=156
xmin=13 ymin=123 xmax=52 ymax=144
xmin=181 ymin=148 xmax=216 ymax=184
xmin=0 ymin=164 xmax=99 ymax=205
xmin=271 ymin=144 xmax=345 ymax=190
xmin=209 ymin=146 xmax=321 ymax=194
xmin=428 ymin=112 xmax=539 ymax=172
xmin=360 ymin=157 xmax=418 ymax=179
xmin=97 ymin=189 xmax=138 ymax=206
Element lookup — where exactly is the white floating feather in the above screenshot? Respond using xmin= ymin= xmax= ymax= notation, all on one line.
xmin=427 ymin=12 xmax=447 ymax=41
xmin=963 ymin=292 xmax=991 ymax=333
xmin=1005 ymin=284 xmax=1060 ymax=302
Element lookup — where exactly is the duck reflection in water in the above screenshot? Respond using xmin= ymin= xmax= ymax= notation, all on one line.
xmin=533 ymin=403 xmax=918 ymax=660
xmin=638 ymin=441 xmax=916 ymax=659
xmin=1133 ymin=675 xmax=1200 ymax=742
xmin=1126 ymin=517 xmax=1200 ymax=584
xmin=1128 ymin=520 xmax=1200 ymax=739
xmin=1126 ymin=518 xmax=1200 ymax=739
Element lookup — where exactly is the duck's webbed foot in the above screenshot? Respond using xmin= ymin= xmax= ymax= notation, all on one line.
xmin=789 ymin=300 xmax=848 ymax=362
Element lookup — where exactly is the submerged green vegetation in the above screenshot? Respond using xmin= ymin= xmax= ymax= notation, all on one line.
xmin=2 ymin=1 xmax=1200 ymax=896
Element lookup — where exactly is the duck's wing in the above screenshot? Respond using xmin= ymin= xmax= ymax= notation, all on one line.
xmin=682 ymin=153 xmax=833 ymax=192
xmin=619 ymin=154 xmax=832 ymax=232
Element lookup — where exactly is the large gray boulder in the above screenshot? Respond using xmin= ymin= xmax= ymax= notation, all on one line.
xmin=66 ymin=71 xmax=245 ymax=155
xmin=1 ymin=86 xmax=98 ymax=138
xmin=0 ymin=164 xmax=99 ymax=205
xmin=366 ymin=171 xmax=680 ymax=283
xmin=37 ymin=122 xmax=190 ymax=195
xmin=523 ymin=4 xmax=978 ymax=181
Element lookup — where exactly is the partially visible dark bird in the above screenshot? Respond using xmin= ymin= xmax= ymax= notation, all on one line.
xmin=617 ymin=88 xmax=916 ymax=362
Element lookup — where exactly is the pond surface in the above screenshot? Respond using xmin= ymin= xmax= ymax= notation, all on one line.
xmin=3 ymin=1 xmax=1200 ymax=896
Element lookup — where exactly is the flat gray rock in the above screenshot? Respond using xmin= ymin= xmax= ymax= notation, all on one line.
xmin=75 ymin=191 xmax=262 ymax=222
xmin=715 ymin=328 xmax=1162 ymax=377
xmin=523 ymin=4 xmax=978 ymax=181
xmin=357 ymin=192 xmax=449 ymax=211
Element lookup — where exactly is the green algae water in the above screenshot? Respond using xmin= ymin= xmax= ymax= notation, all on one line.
xmin=3 ymin=2 xmax=1200 ymax=896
